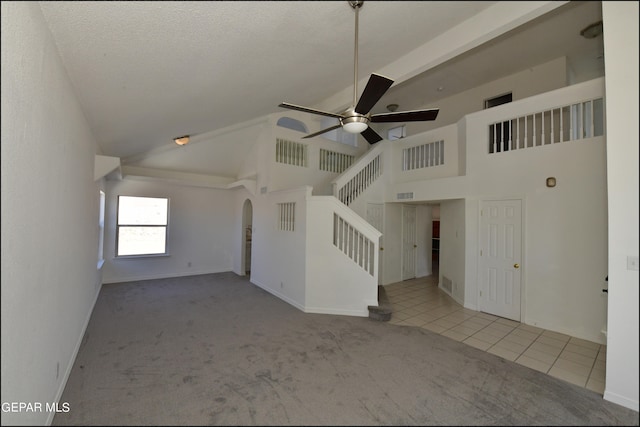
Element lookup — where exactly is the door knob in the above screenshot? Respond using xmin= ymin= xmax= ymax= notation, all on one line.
xmin=380 ymin=247 xmax=384 ymax=251
xmin=514 ymin=263 xmax=520 ymax=269
xmin=413 ymin=244 xmax=417 ymax=248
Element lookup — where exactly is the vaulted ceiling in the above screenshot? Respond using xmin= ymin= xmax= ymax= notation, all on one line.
xmin=39 ymin=1 xmax=603 ymax=174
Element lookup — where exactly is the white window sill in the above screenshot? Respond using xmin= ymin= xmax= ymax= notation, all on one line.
xmin=115 ymin=253 xmax=170 ymax=260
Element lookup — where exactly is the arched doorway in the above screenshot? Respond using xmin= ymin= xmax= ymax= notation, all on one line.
xmin=242 ymin=199 xmax=253 ymax=276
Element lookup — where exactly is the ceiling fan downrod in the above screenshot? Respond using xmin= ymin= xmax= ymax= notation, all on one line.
xmin=349 ymin=0 xmax=364 ymax=107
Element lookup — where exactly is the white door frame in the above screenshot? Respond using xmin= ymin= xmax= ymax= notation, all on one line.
xmin=241 ymin=199 xmax=253 ymax=276
xmin=401 ymin=204 xmax=417 ymax=281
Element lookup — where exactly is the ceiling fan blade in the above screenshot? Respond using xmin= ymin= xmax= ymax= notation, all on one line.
xmin=279 ymin=102 xmax=344 ymax=120
xmin=360 ymin=127 xmax=383 ymax=145
xmin=354 ymin=74 xmax=394 ymax=115
xmin=371 ymin=108 xmax=440 ymax=123
xmin=303 ymin=124 xmax=343 ymax=139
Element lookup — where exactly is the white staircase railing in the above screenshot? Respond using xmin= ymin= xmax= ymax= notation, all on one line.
xmin=333 ymin=212 xmax=376 ymax=276
xmin=306 ymin=194 xmax=381 ymax=316
xmin=332 ymin=144 xmax=385 ymax=205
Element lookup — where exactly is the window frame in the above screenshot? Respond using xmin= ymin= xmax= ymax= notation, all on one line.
xmin=97 ymin=190 xmax=106 ymax=268
xmin=115 ymin=195 xmax=170 ymax=258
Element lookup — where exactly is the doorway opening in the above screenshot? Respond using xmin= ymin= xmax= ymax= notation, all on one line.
xmin=431 ymin=205 xmax=440 ymax=275
xmin=242 ymin=199 xmax=253 ymax=276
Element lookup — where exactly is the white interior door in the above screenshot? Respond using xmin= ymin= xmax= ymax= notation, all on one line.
xmin=366 ymin=203 xmax=384 ymax=285
xmin=479 ymin=199 xmax=522 ymax=321
xmin=401 ymin=205 xmax=417 ymax=281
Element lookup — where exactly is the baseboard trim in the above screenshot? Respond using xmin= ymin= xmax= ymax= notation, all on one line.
xmin=46 ymin=279 xmax=103 ymax=426
xmin=305 ymin=306 xmax=369 ymax=317
xmin=102 ymin=267 xmax=231 ymax=284
xmin=603 ymin=389 xmax=639 ymax=412
xmin=250 ymin=279 xmax=306 ymax=312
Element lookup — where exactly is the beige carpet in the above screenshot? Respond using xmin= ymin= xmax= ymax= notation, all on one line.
xmin=53 ymin=272 xmax=639 ymax=426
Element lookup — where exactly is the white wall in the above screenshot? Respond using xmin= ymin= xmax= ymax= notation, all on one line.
xmin=103 ymin=179 xmax=236 ymax=283
xmin=1 ymin=3 xmax=102 ymax=425
xmin=392 ymin=57 xmax=568 ymax=138
xmin=602 ymin=1 xmax=639 ymax=412
xmin=440 ymin=200 xmax=466 ymax=304
xmin=249 ymin=187 xmax=309 ymax=311
xmin=461 ymin=78 xmax=610 ymax=344
xmin=382 ymin=203 xmax=402 ymax=285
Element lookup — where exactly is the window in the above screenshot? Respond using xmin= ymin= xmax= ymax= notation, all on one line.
xmin=116 ymin=196 xmax=169 ymax=257
xmin=484 ymin=92 xmax=512 ymax=109
xmin=276 ymin=117 xmax=308 ymax=133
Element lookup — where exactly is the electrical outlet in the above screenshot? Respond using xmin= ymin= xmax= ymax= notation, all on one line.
xmin=280 ymin=282 xmax=283 ymax=288
xmin=628 ymin=256 xmax=639 ymax=271
xmin=187 ymin=261 xmax=192 ymax=267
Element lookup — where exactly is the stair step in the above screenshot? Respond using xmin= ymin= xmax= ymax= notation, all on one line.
xmin=368 ymin=285 xmax=393 ymax=322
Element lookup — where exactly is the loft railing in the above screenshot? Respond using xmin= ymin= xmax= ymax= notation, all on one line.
xmin=488 ymin=97 xmax=605 ymax=154
xmin=333 ymin=212 xmax=376 ymax=276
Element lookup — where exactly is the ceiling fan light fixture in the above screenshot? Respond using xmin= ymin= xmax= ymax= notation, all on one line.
xmin=277 ymin=0 xmax=439 ymax=144
xmin=174 ymin=135 xmax=190 ymax=146
xmin=341 ymin=116 xmax=369 ymax=134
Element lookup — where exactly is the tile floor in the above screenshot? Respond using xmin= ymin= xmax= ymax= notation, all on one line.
xmin=384 ymin=274 xmax=606 ymax=394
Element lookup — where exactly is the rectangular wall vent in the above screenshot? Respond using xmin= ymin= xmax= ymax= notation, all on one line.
xmin=397 ymin=192 xmax=414 ymax=200
xmin=442 ymin=276 xmax=453 ymax=293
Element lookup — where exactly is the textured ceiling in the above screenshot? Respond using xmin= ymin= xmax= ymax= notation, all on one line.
xmin=39 ymin=1 xmax=495 ymax=159
xmin=39 ymin=1 xmax=603 ymax=168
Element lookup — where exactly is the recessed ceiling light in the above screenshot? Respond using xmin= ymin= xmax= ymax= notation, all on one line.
xmin=174 ymin=135 xmax=190 ymax=146
xmin=437 ymin=86 xmax=444 ymax=92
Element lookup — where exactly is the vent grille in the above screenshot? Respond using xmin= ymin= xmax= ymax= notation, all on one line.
xmin=442 ymin=276 xmax=453 ymax=293
xmin=397 ymin=192 xmax=414 ymax=200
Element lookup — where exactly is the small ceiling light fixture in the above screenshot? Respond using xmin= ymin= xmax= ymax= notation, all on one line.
xmin=437 ymin=86 xmax=444 ymax=92
xmin=174 ymin=135 xmax=190 ymax=146
xmin=386 ymin=103 xmax=399 ymax=112
xmin=580 ymin=20 xmax=603 ymax=39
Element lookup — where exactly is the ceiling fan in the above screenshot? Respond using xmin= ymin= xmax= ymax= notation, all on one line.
xmin=278 ymin=0 xmax=439 ymax=145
